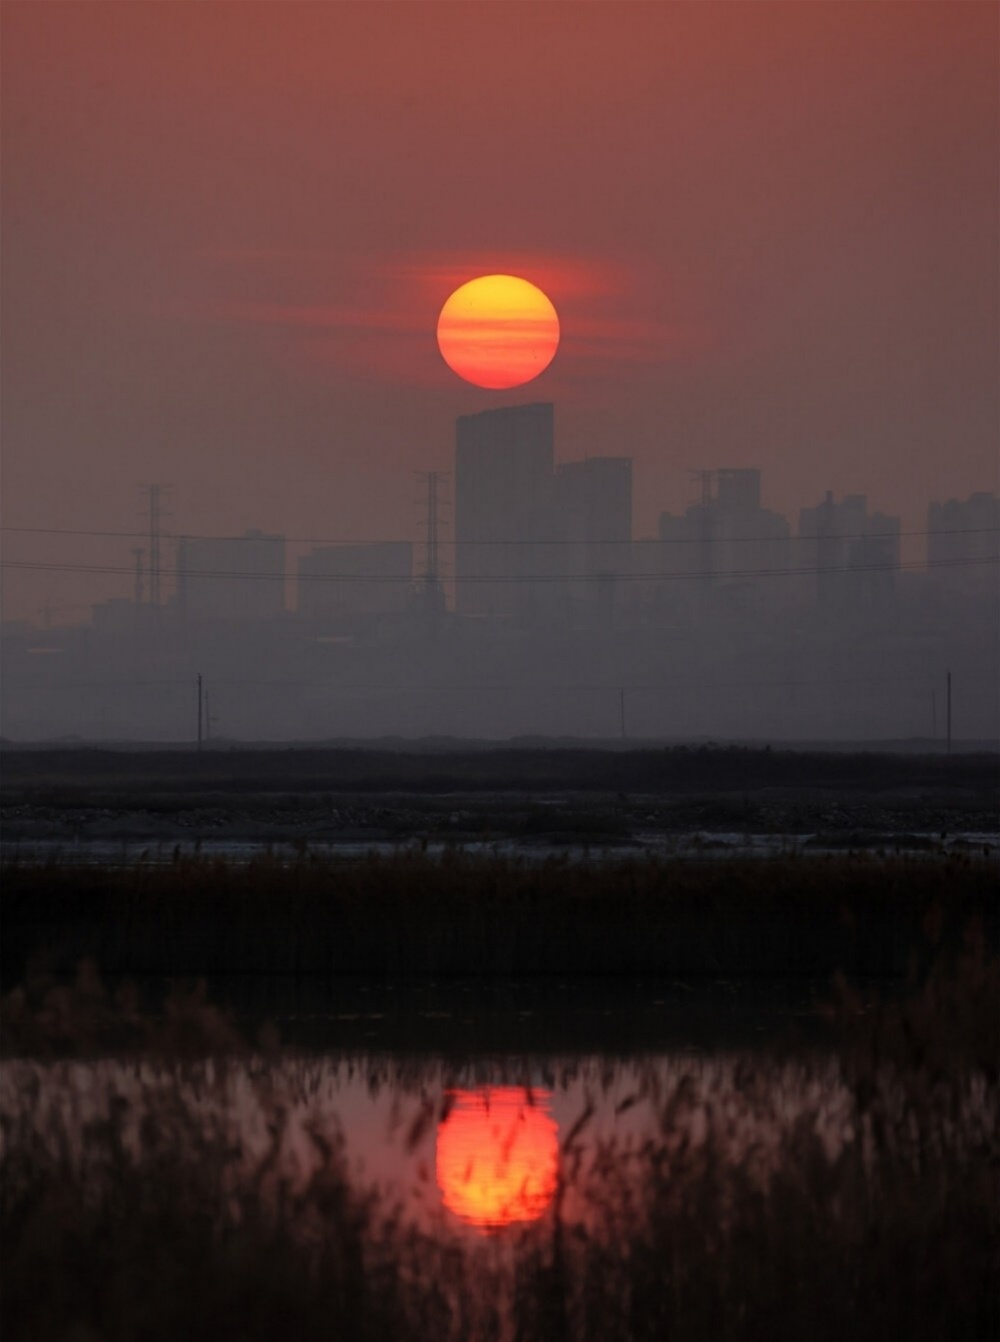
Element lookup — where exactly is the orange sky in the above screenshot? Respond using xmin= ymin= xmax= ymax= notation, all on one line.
xmin=2 ymin=2 xmax=997 ymax=619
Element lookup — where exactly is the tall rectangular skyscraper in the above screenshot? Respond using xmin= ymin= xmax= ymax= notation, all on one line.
xmin=454 ymin=402 xmax=555 ymax=616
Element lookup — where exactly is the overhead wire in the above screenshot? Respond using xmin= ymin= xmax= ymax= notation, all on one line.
xmin=2 ymin=523 xmax=997 ymax=547
xmin=5 ymin=671 xmax=998 ymax=692
xmin=0 ymin=555 xmax=996 ymax=584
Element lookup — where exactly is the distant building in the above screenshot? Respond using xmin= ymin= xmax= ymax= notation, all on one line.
xmin=798 ymin=492 xmax=899 ymax=610
xmin=715 ymin=468 xmax=760 ymax=514
xmin=657 ymin=468 xmax=791 ymax=610
xmin=515 ymin=498 xmax=588 ymax=625
xmin=555 ymin=457 xmax=632 ymax=564
xmin=454 ymin=403 xmax=555 ymax=617
xmin=927 ymin=492 xmax=999 ymax=590
xmin=297 ymin=542 xmax=413 ymax=622
xmin=551 ymin=457 xmax=632 ymax=626
xmin=452 ymin=404 xmax=636 ymax=625
xmin=176 ymin=529 xmax=285 ymax=622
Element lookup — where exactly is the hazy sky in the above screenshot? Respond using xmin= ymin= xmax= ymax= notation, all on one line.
xmin=3 ymin=1 xmax=997 ymax=622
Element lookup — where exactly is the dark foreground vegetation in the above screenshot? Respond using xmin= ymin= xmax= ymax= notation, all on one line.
xmin=1 ymin=945 xmax=997 ymax=1342
xmin=3 ymin=845 xmax=997 ymax=1339
xmin=3 ymin=851 xmax=997 ymax=986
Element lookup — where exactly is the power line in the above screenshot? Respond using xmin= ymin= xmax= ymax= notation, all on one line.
xmin=5 ymin=671 xmax=998 ymax=692
xmin=0 ymin=556 xmax=996 ymax=584
xmin=1 ymin=523 xmax=997 ymax=547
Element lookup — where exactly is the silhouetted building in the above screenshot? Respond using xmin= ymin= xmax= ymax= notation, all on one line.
xmin=515 ymin=499 xmax=587 ymax=624
xmin=176 ymin=530 xmax=285 ymax=622
xmin=798 ymin=492 xmax=899 ymax=610
xmin=556 ymin=457 xmax=631 ymax=558
xmin=927 ymin=492 xmax=999 ymax=590
xmin=297 ymin=543 xmax=413 ymax=622
xmin=657 ymin=468 xmax=790 ymax=611
xmin=454 ymin=403 xmax=555 ymax=617
xmin=716 ymin=468 xmax=761 ymax=514
xmin=552 ymin=457 xmax=632 ymax=626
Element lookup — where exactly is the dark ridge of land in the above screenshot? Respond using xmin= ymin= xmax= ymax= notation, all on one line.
xmin=4 ymin=734 xmax=998 ymax=754
xmin=2 ymin=743 xmax=997 ymax=795
xmin=3 ymin=852 xmax=996 ymax=987
xmin=2 ymin=745 xmax=996 ymax=847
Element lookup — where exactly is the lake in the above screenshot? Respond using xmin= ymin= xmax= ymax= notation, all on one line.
xmin=1 ymin=1049 xmax=870 ymax=1234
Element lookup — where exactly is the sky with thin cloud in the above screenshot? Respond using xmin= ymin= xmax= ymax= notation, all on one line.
xmin=2 ymin=1 xmax=997 ymax=621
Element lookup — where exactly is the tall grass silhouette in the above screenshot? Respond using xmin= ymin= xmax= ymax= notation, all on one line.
xmin=2 ymin=945 xmax=997 ymax=1342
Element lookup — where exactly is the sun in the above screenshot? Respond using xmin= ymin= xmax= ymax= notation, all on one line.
xmin=436 ymin=275 xmax=560 ymax=390
xmin=436 ymin=1087 xmax=559 ymax=1230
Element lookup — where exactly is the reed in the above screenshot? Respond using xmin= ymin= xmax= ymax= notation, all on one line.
xmin=2 ymin=1045 xmax=995 ymax=1341
xmin=3 ymin=851 xmax=997 ymax=983
xmin=2 ymin=942 xmax=997 ymax=1341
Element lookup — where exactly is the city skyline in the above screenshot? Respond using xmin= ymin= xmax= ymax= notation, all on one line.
xmin=3 ymin=395 xmax=996 ymax=630
xmin=4 ymin=405 xmax=997 ymax=627
xmin=3 ymin=397 xmax=996 ymax=744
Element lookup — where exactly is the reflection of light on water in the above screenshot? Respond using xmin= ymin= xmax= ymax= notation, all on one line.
xmin=436 ymin=1086 xmax=558 ymax=1230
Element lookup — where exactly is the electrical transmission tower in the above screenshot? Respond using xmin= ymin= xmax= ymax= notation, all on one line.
xmin=131 ymin=547 xmax=144 ymax=605
xmin=689 ymin=469 xmax=716 ymax=583
xmin=416 ymin=470 xmax=448 ymax=617
xmin=141 ymin=484 xmax=171 ymax=606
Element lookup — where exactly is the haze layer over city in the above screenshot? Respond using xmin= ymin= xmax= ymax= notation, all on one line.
xmin=2 ymin=399 xmax=998 ymax=743
xmin=2 ymin=2 xmax=998 ymax=743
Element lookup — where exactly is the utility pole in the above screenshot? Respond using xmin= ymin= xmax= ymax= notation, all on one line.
xmin=946 ymin=670 xmax=952 ymax=756
xmin=197 ymin=673 xmax=203 ymax=751
xmin=131 ymin=547 xmax=144 ymax=606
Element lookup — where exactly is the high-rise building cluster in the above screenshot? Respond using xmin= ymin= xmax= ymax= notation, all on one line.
xmin=2 ymin=401 xmax=997 ymax=742
xmin=81 ymin=401 xmax=997 ymax=630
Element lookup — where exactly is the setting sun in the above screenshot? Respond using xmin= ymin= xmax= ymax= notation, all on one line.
xmin=436 ymin=1087 xmax=559 ymax=1229
xmin=436 ymin=275 xmax=560 ymax=389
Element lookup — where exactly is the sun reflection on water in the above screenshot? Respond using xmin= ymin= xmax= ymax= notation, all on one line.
xmin=435 ymin=1086 xmax=559 ymax=1230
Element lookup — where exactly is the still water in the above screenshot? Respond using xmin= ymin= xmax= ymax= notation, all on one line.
xmin=3 ymin=1037 xmax=995 ymax=1342
xmin=1 ymin=1050 xmax=888 ymax=1238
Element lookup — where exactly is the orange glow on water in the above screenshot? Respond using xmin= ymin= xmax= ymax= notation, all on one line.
xmin=436 ymin=275 xmax=560 ymax=389
xmin=436 ymin=1086 xmax=559 ymax=1229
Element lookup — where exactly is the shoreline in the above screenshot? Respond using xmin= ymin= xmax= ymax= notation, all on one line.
xmin=4 ymin=745 xmax=996 ymax=851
